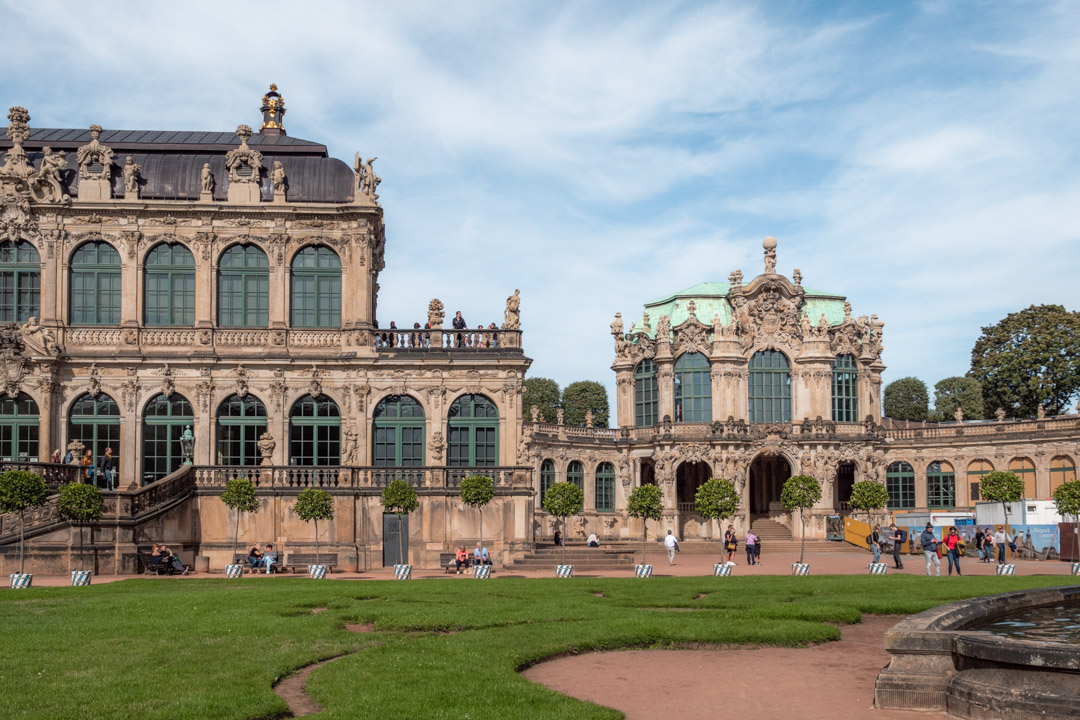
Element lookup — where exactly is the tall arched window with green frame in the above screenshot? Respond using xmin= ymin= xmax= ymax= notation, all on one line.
xmin=218 ymin=244 xmax=269 ymax=327
xmin=540 ymin=459 xmax=556 ymax=505
xmin=886 ymin=461 xmax=915 ymax=509
xmin=216 ymin=394 xmax=267 ymax=466
xmin=290 ymin=245 xmax=341 ymax=328
xmin=831 ymin=354 xmax=859 ymax=422
xmin=927 ymin=461 xmax=955 ymax=509
xmin=674 ymin=352 xmax=711 ymax=423
xmin=567 ymin=460 xmax=584 ymax=492
xmin=144 ymin=243 xmax=195 ymax=326
xmin=0 ymin=392 xmax=39 ymax=462
xmin=0 ymin=240 xmax=40 ymax=323
xmin=289 ymin=395 xmax=340 ymax=466
xmin=70 ymin=241 xmax=121 ymax=325
xmin=634 ymin=359 xmax=658 ymax=426
xmin=69 ymin=393 xmax=120 ymax=474
xmin=595 ymin=462 xmax=615 ymax=512
xmin=373 ymin=395 xmax=425 ymax=466
xmin=141 ymin=393 xmax=194 ymax=484
xmin=447 ymin=394 xmax=498 ymax=467
xmin=749 ymin=350 xmax=792 ymax=423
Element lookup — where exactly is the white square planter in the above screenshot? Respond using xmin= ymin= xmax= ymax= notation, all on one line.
xmin=1071 ymin=562 xmax=1080 ymax=576
xmin=634 ymin=564 xmax=653 ymax=578
xmin=393 ymin=564 xmax=412 ymax=580
xmin=713 ymin=563 xmax=732 ymax=576
xmin=995 ymin=564 xmax=1016 ymax=576
xmin=473 ymin=564 xmax=491 ymax=579
xmin=791 ymin=563 xmax=811 ymax=576
xmin=9 ymin=573 xmax=32 ymax=589
xmin=867 ymin=563 xmax=888 ymax=575
xmin=556 ymin=564 xmax=574 ymax=578
xmin=224 ymin=564 xmax=244 ymax=579
xmin=71 ymin=570 xmax=92 ymax=586
xmin=309 ymin=564 xmax=329 ymax=580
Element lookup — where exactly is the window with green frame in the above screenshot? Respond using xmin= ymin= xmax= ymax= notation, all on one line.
xmin=218 ymin=244 xmax=269 ymax=327
xmin=567 ymin=460 xmax=584 ymax=492
xmin=831 ymin=354 xmax=859 ymax=422
xmin=447 ymin=394 xmax=498 ymax=467
xmin=674 ymin=352 xmax=711 ymax=423
xmin=0 ymin=392 xmax=39 ymax=461
xmin=373 ymin=395 xmax=425 ymax=466
xmin=967 ymin=459 xmax=993 ymax=502
xmin=634 ymin=359 xmax=658 ymax=426
xmin=216 ymin=394 xmax=267 ymax=466
xmin=144 ymin=243 xmax=195 ymax=326
xmin=70 ymin=241 xmax=121 ymax=325
xmin=141 ymin=393 xmax=194 ymax=484
xmin=69 ymin=393 xmax=120 ymax=481
xmin=1050 ymin=455 xmax=1076 ymax=494
xmin=886 ymin=461 xmax=915 ymax=509
xmin=0 ymin=241 xmax=40 ymax=323
xmin=1009 ymin=457 xmax=1036 ymax=498
xmin=289 ymin=395 xmax=340 ymax=466
xmin=540 ymin=459 xmax=556 ymax=505
xmin=290 ymin=245 xmax=341 ymax=328
xmin=595 ymin=462 xmax=615 ymax=512
xmin=927 ymin=461 xmax=955 ymax=509
xmin=749 ymin=350 xmax=792 ymax=423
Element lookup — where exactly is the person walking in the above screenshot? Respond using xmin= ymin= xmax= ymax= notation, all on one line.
xmin=664 ymin=530 xmax=680 ymax=565
xmin=724 ymin=525 xmax=738 ymax=564
xmin=99 ymin=447 xmax=115 ymax=491
xmin=994 ymin=526 xmax=1007 ymax=564
xmin=920 ymin=523 xmax=940 ymax=577
xmin=868 ymin=526 xmax=882 ymax=563
xmin=974 ymin=527 xmax=985 ymax=563
xmin=745 ymin=530 xmax=758 ymax=565
xmin=889 ymin=523 xmax=906 ymax=570
xmin=944 ymin=527 xmax=962 ymax=576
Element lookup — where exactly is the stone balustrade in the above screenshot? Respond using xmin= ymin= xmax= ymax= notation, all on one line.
xmin=375 ymin=328 xmax=522 ymax=351
xmin=193 ymin=465 xmax=530 ymax=490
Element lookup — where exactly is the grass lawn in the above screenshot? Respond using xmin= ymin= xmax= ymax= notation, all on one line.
xmin=0 ymin=574 xmax=1074 ymax=719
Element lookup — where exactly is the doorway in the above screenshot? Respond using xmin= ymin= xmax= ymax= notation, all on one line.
xmin=382 ymin=514 xmax=409 ymax=566
xmin=836 ymin=462 xmax=855 ymax=509
xmin=676 ymin=461 xmax=712 ymax=511
xmin=749 ymin=454 xmax=791 ymax=515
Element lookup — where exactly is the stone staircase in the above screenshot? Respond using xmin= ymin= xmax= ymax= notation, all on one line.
xmin=509 ymin=544 xmax=639 ymax=571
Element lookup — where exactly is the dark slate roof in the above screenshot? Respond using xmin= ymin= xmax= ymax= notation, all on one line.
xmin=15 ymin=128 xmax=327 ymax=154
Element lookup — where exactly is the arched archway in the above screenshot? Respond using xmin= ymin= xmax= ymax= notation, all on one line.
xmin=676 ymin=461 xmax=712 ymax=511
xmin=749 ymin=453 xmax=791 ymax=515
xmin=835 ymin=462 xmax=856 ymax=509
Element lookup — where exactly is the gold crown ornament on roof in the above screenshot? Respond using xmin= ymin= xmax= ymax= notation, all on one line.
xmin=259 ymin=83 xmax=286 ymax=134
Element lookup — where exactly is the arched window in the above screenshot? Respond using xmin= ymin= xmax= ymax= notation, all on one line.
xmin=218 ymin=244 xmax=269 ymax=327
xmin=70 ymin=242 xmax=121 ymax=325
xmin=0 ymin=392 xmax=39 ymax=461
xmin=1008 ymin=457 xmax=1036 ymax=498
xmin=1050 ymin=456 xmax=1076 ymax=494
xmin=447 ymin=394 xmax=498 ymax=467
xmin=144 ymin=243 xmax=195 ymax=326
xmin=886 ymin=461 xmax=915 ymax=509
xmin=749 ymin=350 xmax=792 ymax=423
xmin=674 ymin=352 xmax=711 ymax=423
xmin=567 ymin=460 xmax=584 ymax=492
xmin=290 ymin=246 xmax=341 ymax=328
xmin=69 ymin=393 xmax=120 ymax=480
xmin=216 ymin=394 xmax=267 ymax=466
xmin=0 ymin=241 xmax=40 ymax=323
xmin=289 ymin=395 xmax=340 ymax=466
xmin=142 ymin=393 xmax=194 ymax=484
xmin=967 ymin=459 xmax=993 ymax=502
xmin=831 ymin=354 xmax=858 ymax=422
xmin=927 ymin=461 xmax=955 ymax=509
xmin=540 ymin=459 xmax=556 ymax=505
xmin=634 ymin=359 xmax=658 ymax=427
xmin=595 ymin=462 xmax=615 ymax=512
xmin=373 ymin=395 xmax=425 ymax=466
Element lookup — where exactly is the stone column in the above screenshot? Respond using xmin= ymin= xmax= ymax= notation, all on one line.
xmin=194 ymin=244 xmax=214 ymax=333
xmin=914 ymin=460 xmax=928 ymax=509
xmin=120 ymin=247 xmax=139 ymax=333
xmin=37 ymin=381 xmax=53 ymax=462
xmin=656 ymin=361 xmax=674 ymax=423
xmin=39 ymin=251 xmax=57 ymax=325
xmin=269 ymin=244 xmax=287 ymax=332
xmin=614 ymin=369 xmax=634 ymax=427
xmin=584 ymin=461 xmax=596 ymax=511
xmin=121 ymin=408 xmax=140 ymax=490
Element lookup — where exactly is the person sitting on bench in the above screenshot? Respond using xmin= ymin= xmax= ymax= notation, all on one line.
xmin=454 ymin=545 xmax=469 ymax=573
xmin=148 ymin=544 xmax=165 ymax=570
xmin=247 ymin=545 xmax=263 ymax=571
xmin=473 ymin=542 xmax=492 ymax=566
xmin=260 ymin=544 xmax=277 ymax=574
xmin=160 ymin=545 xmax=188 ymax=574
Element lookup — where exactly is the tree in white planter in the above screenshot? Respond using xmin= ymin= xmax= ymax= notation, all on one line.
xmin=1051 ymin=480 xmax=1080 ymax=567
xmin=627 ymin=483 xmax=663 ymax=566
xmin=221 ymin=478 xmax=259 ymax=570
xmin=542 ymin=481 xmax=584 ymax=562
xmin=460 ymin=475 xmax=495 ymax=557
xmin=848 ymin=481 xmax=889 ymax=527
xmin=381 ymin=480 xmax=419 ymax=566
xmin=980 ymin=470 xmax=1025 ymax=534
xmin=694 ymin=477 xmax=739 ymax=538
xmin=56 ymin=482 xmax=103 ymax=572
xmin=294 ymin=488 xmax=334 ymax=566
xmin=0 ymin=469 xmax=50 ymax=576
xmin=781 ymin=474 xmax=822 ymax=565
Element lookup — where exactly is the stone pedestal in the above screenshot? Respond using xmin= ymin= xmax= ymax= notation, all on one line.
xmin=199 ymin=190 xmax=214 ymax=203
xmin=77 ymin=179 xmax=111 ymax=200
xmin=272 ymin=190 xmax=286 ymax=205
xmin=194 ymin=555 xmax=210 ymax=573
xmin=227 ymin=182 xmax=261 ymax=204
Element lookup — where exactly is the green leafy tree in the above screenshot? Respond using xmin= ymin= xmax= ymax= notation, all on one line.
xmin=561 ymin=381 xmax=610 ymax=427
xmin=460 ymin=475 xmax=495 ymax=555
xmin=933 ymin=376 xmax=985 ymax=420
xmin=56 ymin=482 xmax=103 ymax=572
xmin=969 ymin=304 xmax=1080 ymax=416
xmin=980 ymin=470 xmax=1025 ymax=531
xmin=781 ymin=474 xmax=822 ymax=564
xmin=523 ymin=377 xmax=560 ymax=423
xmin=542 ymin=481 xmax=584 ymax=561
xmin=848 ymin=481 xmax=889 ymax=527
xmin=694 ymin=477 xmax=739 ymax=527
xmin=1051 ymin=480 xmax=1080 ymax=565
xmin=220 ymin=478 xmax=259 ymax=566
xmin=883 ymin=377 xmax=929 ymax=420
xmin=0 ymin=470 xmax=50 ymax=575
xmin=626 ymin=483 xmax=663 ymax=565
xmin=294 ymin=488 xmax=335 ymax=565
xmin=381 ymin=480 xmax=419 ymax=566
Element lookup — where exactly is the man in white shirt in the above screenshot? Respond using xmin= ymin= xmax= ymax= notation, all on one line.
xmin=587 ymin=533 xmax=599 ymax=548
xmin=663 ymin=530 xmax=680 ymax=565
xmin=994 ymin=526 xmax=1007 ymax=564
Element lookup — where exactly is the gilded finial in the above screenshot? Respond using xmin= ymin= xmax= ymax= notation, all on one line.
xmin=260 ymin=83 xmax=286 ymax=135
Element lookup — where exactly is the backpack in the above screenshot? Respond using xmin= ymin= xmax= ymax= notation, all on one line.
xmin=898 ymin=529 xmax=908 ymax=543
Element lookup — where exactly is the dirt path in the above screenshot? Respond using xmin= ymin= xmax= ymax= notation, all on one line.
xmin=523 ymin=615 xmax=944 ymax=720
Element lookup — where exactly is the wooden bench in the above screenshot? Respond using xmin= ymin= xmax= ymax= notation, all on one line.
xmin=441 ymin=552 xmax=473 ymax=574
xmin=286 ymin=553 xmax=339 ymax=573
xmin=139 ymin=552 xmax=190 ymax=576
xmin=233 ymin=553 xmax=283 ymax=573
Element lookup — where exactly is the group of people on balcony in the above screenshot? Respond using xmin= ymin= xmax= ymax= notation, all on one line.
xmin=374 ymin=311 xmax=501 ymax=349
xmin=51 ymin=446 xmax=115 ymax=491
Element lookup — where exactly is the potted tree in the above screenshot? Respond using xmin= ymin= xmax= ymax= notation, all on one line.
xmin=0 ymin=469 xmax=49 ymax=588
xmin=460 ymin=475 xmax=495 ymax=578
xmin=1051 ymin=479 xmax=1080 ymax=576
xmin=694 ymin=477 xmax=739 ymax=576
xmin=981 ymin=470 xmax=1024 ymax=574
xmin=56 ymin=482 xmax=103 ymax=586
xmin=848 ymin=480 xmax=890 ymax=574
xmin=381 ymin=480 xmax=419 ymax=580
xmin=542 ymin=481 xmax=584 ymax=578
xmin=627 ymin=483 xmax=663 ymax=578
xmin=781 ymin=474 xmax=822 ymax=575
xmin=294 ymin=487 xmax=335 ymax=579
xmin=220 ymin=478 xmax=259 ymax=578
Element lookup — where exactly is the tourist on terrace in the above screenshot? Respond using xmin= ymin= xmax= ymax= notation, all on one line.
xmin=50 ymin=448 xmax=61 ymax=463
xmin=260 ymin=544 xmax=277 ymax=574
xmin=664 ymin=530 xmax=680 ymax=565
xmin=63 ymin=447 xmax=75 ymax=464
xmin=247 ymin=545 xmax=263 ymax=571
xmin=724 ymin=525 xmax=738 ymax=563
xmin=473 ymin=542 xmax=492 ymax=566
xmin=454 ymin=545 xmax=469 ymax=573
xmin=487 ymin=322 xmax=498 ymax=348
xmin=587 ymin=533 xmax=599 ymax=548
xmin=453 ymin=311 xmax=466 ymax=347
xmin=82 ymin=449 xmax=95 ymax=485
xmin=994 ymin=526 xmax=1007 ymax=564
xmin=100 ymin=447 xmax=115 ymax=491
xmin=920 ymin=523 xmax=940 ymax=576
xmin=745 ymin=530 xmax=758 ymax=565
xmin=944 ymin=527 xmax=962 ymax=576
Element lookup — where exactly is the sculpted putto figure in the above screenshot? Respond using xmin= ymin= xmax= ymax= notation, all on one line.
xmin=271 ymin=161 xmax=286 ymax=194
xmin=655 ymin=314 xmax=670 ymax=340
xmin=123 ymin=156 xmax=140 ymax=194
xmin=30 ymin=147 xmax=69 ymax=202
xmin=200 ymin=163 xmax=214 ymax=192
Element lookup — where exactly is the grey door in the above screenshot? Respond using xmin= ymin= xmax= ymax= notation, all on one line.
xmin=382 ymin=514 xmax=409 ymax=566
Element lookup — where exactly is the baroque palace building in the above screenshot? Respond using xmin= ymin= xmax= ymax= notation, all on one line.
xmin=0 ymin=88 xmax=1077 ymax=573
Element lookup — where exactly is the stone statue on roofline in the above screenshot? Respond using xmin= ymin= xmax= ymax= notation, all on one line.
xmin=123 ymin=156 xmax=140 ymax=196
xmin=610 ymin=313 xmax=623 ymax=337
xmin=201 ymin=163 xmax=214 ymax=193
xmin=77 ymin=124 xmax=114 ymax=180
xmin=763 ymin=236 xmax=777 ymax=274
xmin=271 ymin=161 xmax=286 ymax=195
xmin=503 ymin=289 xmax=521 ymax=330
xmin=427 ymin=298 xmax=445 ymax=328
xmin=29 ymin=147 xmax=69 ymax=203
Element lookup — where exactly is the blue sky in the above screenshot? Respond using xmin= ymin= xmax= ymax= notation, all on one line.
xmin=2 ymin=1 xmax=1077 ymax=417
